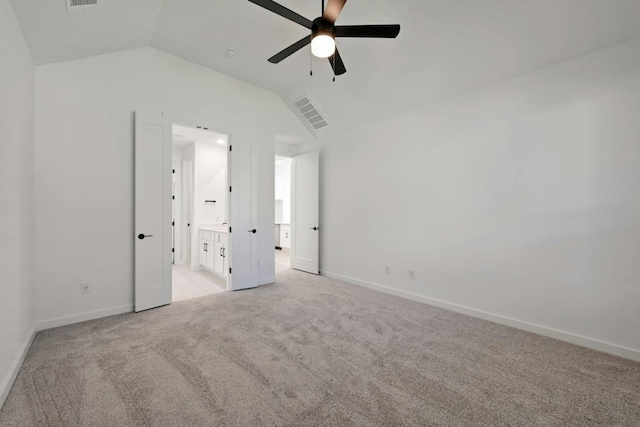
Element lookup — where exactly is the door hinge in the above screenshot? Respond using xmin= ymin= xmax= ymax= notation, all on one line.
xmin=229 ymin=186 xmax=232 ymax=192
xmin=229 ymin=227 xmax=232 ymax=233
xmin=172 ymin=195 xmax=175 ymax=200
xmin=172 ymin=248 xmax=175 ymax=253
xmin=229 ymin=146 xmax=232 ymax=152
xmin=172 ymin=169 xmax=175 ymax=174
xmin=172 ymin=221 xmax=175 ymax=226
xmin=229 ymin=268 xmax=232 ymax=274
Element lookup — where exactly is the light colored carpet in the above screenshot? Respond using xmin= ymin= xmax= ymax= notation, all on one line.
xmin=1 ymin=269 xmax=639 ymax=426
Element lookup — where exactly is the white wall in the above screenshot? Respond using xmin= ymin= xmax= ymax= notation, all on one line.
xmin=275 ymin=157 xmax=292 ymax=224
xmin=319 ymin=38 xmax=640 ymax=359
xmin=194 ymin=143 xmax=227 ymax=226
xmin=0 ymin=0 xmax=35 ymax=406
xmin=35 ymin=47 xmax=305 ymax=326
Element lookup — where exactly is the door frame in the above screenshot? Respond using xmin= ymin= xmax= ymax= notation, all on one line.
xmin=135 ymin=110 xmax=261 ymax=308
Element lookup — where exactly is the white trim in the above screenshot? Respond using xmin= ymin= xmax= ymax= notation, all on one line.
xmin=37 ymin=304 xmax=133 ymax=331
xmin=258 ymin=276 xmax=276 ymax=286
xmin=172 ymin=158 xmax=184 ymax=265
xmin=0 ymin=326 xmax=36 ymax=410
xmin=322 ymin=271 xmax=640 ymax=362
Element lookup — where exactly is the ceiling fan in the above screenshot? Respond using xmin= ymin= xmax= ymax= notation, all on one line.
xmin=247 ymin=0 xmax=401 ymax=77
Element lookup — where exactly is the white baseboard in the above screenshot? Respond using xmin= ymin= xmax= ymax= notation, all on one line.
xmin=0 ymin=326 xmax=36 ymax=410
xmin=258 ymin=276 xmax=276 ymax=286
xmin=322 ymin=271 xmax=640 ymax=362
xmin=37 ymin=304 xmax=133 ymax=331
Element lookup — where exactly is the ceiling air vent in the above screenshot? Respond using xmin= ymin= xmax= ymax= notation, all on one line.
xmin=66 ymin=0 xmax=99 ymax=13
xmin=294 ymin=97 xmax=328 ymax=130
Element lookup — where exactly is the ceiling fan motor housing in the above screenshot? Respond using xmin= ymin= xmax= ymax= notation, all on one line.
xmin=312 ymin=17 xmax=334 ymax=37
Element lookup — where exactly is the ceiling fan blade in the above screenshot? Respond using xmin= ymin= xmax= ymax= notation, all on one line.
xmin=248 ymin=0 xmax=312 ymax=29
xmin=328 ymin=48 xmax=347 ymax=75
xmin=268 ymin=36 xmax=312 ymax=63
xmin=334 ymin=24 xmax=400 ymax=38
xmin=323 ymin=0 xmax=347 ymax=24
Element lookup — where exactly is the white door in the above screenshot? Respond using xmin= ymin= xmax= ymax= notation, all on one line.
xmin=291 ymin=151 xmax=320 ymax=274
xmin=134 ymin=112 xmax=172 ymax=312
xmin=228 ymin=141 xmax=258 ymax=290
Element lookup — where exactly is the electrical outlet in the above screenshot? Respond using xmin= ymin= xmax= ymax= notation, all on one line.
xmin=81 ymin=282 xmax=91 ymax=294
xmin=408 ymin=270 xmax=415 ymax=279
xmin=385 ymin=266 xmax=391 ymax=274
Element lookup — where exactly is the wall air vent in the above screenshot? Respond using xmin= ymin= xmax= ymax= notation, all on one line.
xmin=66 ymin=0 xmax=99 ymax=13
xmin=294 ymin=97 xmax=328 ymax=130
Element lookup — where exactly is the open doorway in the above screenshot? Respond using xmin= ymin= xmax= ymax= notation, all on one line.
xmin=172 ymin=124 xmax=228 ymax=301
xmin=275 ymin=156 xmax=292 ymax=273
xmin=135 ymin=112 xmax=259 ymax=311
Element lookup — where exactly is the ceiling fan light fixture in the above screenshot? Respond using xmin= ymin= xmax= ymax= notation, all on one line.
xmin=311 ymin=32 xmax=335 ymax=58
xmin=248 ymin=0 xmax=400 ymax=76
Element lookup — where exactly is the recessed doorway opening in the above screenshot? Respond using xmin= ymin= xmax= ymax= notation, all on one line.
xmin=275 ymin=156 xmax=292 ymax=273
xmin=172 ymin=124 xmax=228 ymax=301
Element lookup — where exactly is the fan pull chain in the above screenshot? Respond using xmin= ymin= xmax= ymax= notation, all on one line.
xmin=332 ymin=54 xmax=336 ymax=82
xmin=310 ymin=47 xmax=313 ymax=76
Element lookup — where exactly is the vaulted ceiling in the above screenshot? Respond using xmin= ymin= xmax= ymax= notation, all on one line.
xmin=11 ymin=0 xmax=640 ymax=143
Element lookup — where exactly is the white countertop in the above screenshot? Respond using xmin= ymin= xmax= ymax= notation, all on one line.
xmin=199 ymin=225 xmax=228 ymax=233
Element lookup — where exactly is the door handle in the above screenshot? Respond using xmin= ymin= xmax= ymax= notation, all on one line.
xmin=248 ymin=229 xmax=257 ymax=233
xmin=138 ymin=234 xmax=153 ymax=240
xmin=310 ymin=227 xmax=319 ymax=231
